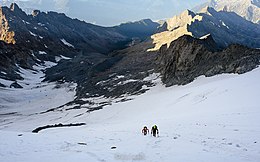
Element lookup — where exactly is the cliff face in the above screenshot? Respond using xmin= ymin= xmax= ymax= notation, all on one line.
xmin=158 ymin=35 xmax=260 ymax=86
xmin=0 ymin=7 xmax=15 ymax=44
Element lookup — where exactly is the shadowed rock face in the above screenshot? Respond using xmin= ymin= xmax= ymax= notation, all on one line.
xmin=0 ymin=41 xmax=38 ymax=80
xmin=157 ymin=35 xmax=260 ymax=87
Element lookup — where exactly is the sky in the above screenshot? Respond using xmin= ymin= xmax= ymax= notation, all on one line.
xmin=1 ymin=0 xmax=208 ymax=26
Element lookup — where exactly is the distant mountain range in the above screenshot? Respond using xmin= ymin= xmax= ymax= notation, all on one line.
xmin=193 ymin=0 xmax=260 ymax=24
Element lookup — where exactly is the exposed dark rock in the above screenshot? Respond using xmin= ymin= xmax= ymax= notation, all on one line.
xmin=157 ymin=35 xmax=260 ymax=86
xmin=111 ymin=146 xmax=117 ymax=149
xmin=0 ymin=41 xmax=37 ymax=81
xmin=0 ymin=82 xmax=6 ymax=87
xmin=78 ymin=142 xmax=87 ymax=146
xmin=74 ymin=40 xmax=158 ymax=99
xmin=32 ymin=123 xmax=86 ymax=133
xmin=10 ymin=81 xmax=23 ymax=88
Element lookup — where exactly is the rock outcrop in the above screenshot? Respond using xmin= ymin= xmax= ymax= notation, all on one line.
xmin=158 ymin=35 xmax=260 ymax=86
xmin=0 ymin=7 xmax=15 ymax=44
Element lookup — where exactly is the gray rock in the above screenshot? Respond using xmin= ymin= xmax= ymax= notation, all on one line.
xmin=157 ymin=35 xmax=260 ymax=86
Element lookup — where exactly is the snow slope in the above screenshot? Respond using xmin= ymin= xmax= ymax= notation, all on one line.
xmin=1 ymin=68 xmax=260 ymax=162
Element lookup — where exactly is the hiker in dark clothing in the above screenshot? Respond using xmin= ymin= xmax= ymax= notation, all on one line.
xmin=142 ymin=126 xmax=149 ymax=135
xmin=151 ymin=125 xmax=159 ymax=137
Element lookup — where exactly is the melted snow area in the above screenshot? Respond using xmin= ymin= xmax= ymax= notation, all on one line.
xmin=1 ymin=68 xmax=260 ymax=162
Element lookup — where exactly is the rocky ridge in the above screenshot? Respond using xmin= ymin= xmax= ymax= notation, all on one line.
xmin=151 ymin=7 xmax=260 ymax=51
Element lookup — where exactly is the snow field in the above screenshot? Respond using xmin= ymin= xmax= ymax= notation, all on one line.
xmin=1 ymin=68 xmax=260 ymax=161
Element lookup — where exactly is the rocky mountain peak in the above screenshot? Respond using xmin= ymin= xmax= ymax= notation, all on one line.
xmin=165 ymin=9 xmax=195 ymax=31
xmin=10 ymin=3 xmax=21 ymax=12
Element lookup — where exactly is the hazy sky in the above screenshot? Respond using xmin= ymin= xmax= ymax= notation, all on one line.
xmin=1 ymin=0 xmax=208 ymax=26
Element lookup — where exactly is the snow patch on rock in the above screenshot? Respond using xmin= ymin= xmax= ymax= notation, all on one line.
xmin=60 ymin=39 xmax=75 ymax=48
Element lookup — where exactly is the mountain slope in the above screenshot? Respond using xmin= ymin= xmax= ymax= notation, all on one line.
xmin=1 ymin=3 xmax=127 ymax=54
xmin=1 ymin=66 xmax=260 ymax=162
xmin=0 ymin=3 xmax=160 ymax=113
xmin=151 ymin=7 xmax=260 ymax=51
xmin=0 ymin=3 xmax=159 ymax=86
xmin=193 ymin=0 xmax=260 ymax=24
xmin=1 ymin=3 xmax=260 ymax=118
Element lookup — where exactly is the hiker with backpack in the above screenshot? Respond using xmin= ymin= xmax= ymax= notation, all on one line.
xmin=142 ymin=126 xmax=149 ymax=135
xmin=151 ymin=125 xmax=159 ymax=137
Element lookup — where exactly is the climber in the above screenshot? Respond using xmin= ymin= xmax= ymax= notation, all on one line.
xmin=142 ymin=126 xmax=149 ymax=135
xmin=151 ymin=125 xmax=159 ymax=137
